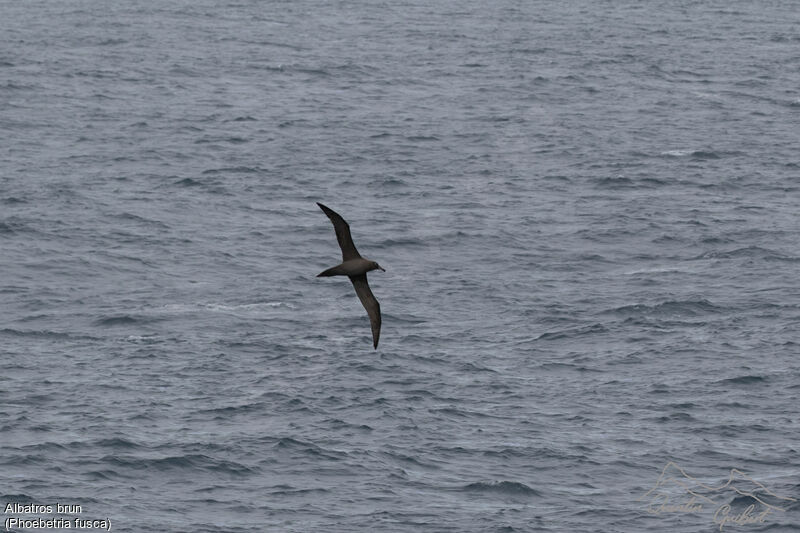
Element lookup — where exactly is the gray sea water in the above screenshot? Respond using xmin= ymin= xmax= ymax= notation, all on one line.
xmin=2 ymin=1 xmax=799 ymax=531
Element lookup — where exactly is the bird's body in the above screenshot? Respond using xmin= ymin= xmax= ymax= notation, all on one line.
xmin=316 ymin=203 xmax=385 ymax=349
xmin=317 ymin=258 xmax=380 ymax=278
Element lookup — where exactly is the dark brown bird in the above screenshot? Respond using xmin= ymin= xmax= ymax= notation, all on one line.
xmin=316 ymin=202 xmax=385 ymax=349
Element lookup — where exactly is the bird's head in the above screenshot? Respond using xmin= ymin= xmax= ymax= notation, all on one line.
xmin=370 ymin=261 xmax=386 ymax=272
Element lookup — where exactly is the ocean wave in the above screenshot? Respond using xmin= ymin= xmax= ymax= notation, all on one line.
xmin=594 ymin=175 xmax=634 ymax=188
xmin=198 ymin=402 xmax=266 ymax=417
xmin=0 ymin=219 xmax=33 ymax=235
xmin=463 ymin=481 xmax=541 ymax=497
xmin=602 ymin=299 xmax=721 ymax=318
xmin=267 ymin=485 xmax=331 ymax=496
xmin=94 ymin=437 xmax=144 ymax=450
xmin=380 ymin=450 xmax=439 ymax=470
xmin=717 ymin=375 xmax=767 ymax=385
xmin=481 ymin=447 xmax=582 ymax=461
xmin=273 ymin=438 xmax=348 ymax=461
xmin=0 ymin=328 xmax=97 ymax=340
xmin=692 ymin=246 xmax=798 ymax=262
xmin=659 ymin=149 xmax=728 ymax=159
xmin=201 ymin=166 xmax=266 ymax=175
xmin=536 ymin=323 xmax=608 ymax=341
xmin=101 ymin=454 xmax=257 ymax=476
xmin=655 ymin=412 xmax=696 ymax=423
xmin=203 ymin=302 xmax=296 ymax=312
xmin=93 ymin=315 xmax=157 ymax=327
xmin=1 ymin=196 xmax=26 ymax=205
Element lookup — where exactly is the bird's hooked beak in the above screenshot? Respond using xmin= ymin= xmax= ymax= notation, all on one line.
xmin=378 ymin=265 xmax=386 ymax=272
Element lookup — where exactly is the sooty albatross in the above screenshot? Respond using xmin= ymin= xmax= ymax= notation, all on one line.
xmin=316 ymin=202 xmax=385 ymax=349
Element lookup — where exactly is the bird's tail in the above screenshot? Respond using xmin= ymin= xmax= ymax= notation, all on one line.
xmin=317 ymin=265 xmax=345 ymax=277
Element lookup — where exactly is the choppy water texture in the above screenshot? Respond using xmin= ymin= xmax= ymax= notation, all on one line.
xmin=2 ymin=1 xmax=799 ymax=531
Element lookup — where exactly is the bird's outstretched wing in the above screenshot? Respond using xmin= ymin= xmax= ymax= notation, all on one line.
xmin=317 ymin=202 xmax=361 ymax=261
xmin=350 ymin=274 xmax=381 ymax=349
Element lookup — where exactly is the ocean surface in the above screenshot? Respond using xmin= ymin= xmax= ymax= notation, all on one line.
xmin=2 ymin=1 xmax=799 ymax=531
